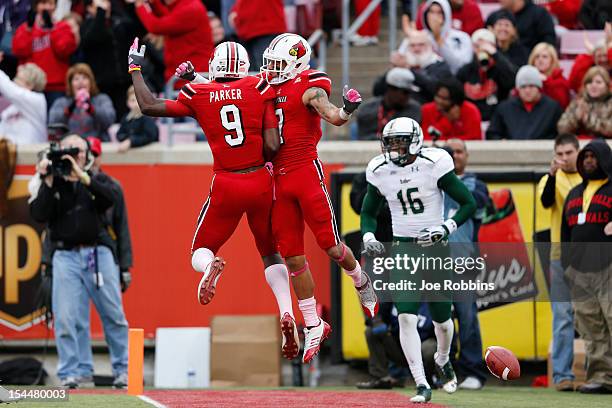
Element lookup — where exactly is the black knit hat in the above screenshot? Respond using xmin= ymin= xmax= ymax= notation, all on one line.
xmin=486 ymin=9 xmax=517 ymax=28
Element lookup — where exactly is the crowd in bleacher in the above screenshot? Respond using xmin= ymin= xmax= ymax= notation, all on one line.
xmin=353 ymin=0 xmax=611 ymax=141
xmin=0 ymin=0 xmax=610 ymax=146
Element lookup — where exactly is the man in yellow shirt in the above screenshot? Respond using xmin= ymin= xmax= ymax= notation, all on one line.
xmin=538 ymin=134 xmax=581 ymax=392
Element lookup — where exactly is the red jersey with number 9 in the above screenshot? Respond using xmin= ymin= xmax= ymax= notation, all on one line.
xmin=271 ymin=69 xmax=332 ymax=172
xmin=176 ymin=76 xmax=276 ymax=172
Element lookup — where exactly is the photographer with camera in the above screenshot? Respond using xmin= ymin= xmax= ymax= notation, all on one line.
xmin=456 ymin=28 xmax=517 ymax=121
xmin=29 ymin=134 xmax=128 ymax=389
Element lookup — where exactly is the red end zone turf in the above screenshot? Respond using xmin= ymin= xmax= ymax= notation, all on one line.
xmin=143 ymin=390 xmax=448 ymax=408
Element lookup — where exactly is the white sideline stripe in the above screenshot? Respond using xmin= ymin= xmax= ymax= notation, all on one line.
xmin=138 ymin=395 xmax=168 ymax=408
xmin=502 ymin=367 xmax=510 ymax=380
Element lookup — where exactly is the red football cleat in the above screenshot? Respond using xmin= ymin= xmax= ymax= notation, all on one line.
xmin=280 ymin=313 xmax=300 ymax=360
xmin=302 ymin=319 xmax=331 ymax=364
xmin=197 ymin=257 xmax=225 ymax=305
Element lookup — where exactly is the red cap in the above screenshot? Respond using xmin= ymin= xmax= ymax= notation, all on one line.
xmin=87 ymin=137 xmax=102 ymax=157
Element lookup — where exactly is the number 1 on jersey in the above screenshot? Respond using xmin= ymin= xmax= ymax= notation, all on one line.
xmin=220 ymin=104 xmax=245 ymax=147
xmin=397 ymin=187 xmax=424 ymax=215
xmin=275 ymin=108 xmax=285 ymax=145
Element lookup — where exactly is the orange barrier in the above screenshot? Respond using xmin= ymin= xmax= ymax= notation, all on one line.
xmin=128 ymin=328 xmax=144 ymax=395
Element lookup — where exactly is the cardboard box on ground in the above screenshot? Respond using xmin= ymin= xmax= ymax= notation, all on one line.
xmin=547 ymin=339 xmax=586 ymax=387
xmin=211 ymin=315 xmax=281 ymax=387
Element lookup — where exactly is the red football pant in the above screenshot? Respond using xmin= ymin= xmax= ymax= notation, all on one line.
xmin=191 ymin=167 xmax=277 ymax=256
xmin=355 ymin=0 xmax=381 ymax=36
xmin=272 ymin=159 xmax=341 ymax=258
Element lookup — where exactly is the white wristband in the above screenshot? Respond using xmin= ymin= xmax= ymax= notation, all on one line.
xmin=443 ymin=219 xmax=458 ymax=235
xmin=339 ymin=108 xmax=351 ymax=121
xmin=363 ymin=232 xmax=377 ymax=243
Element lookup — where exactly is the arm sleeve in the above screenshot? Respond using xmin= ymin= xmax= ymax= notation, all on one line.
xmin=48 ymin=97 xmax=71 ymax=124
xmin=91 ymin=94 xmax=117 ymax=130
xmin=136 ymin=3 xmax=199 ymax=35
xmin=29 ymin=182 xmax=56 ymax=223
xmin=263 ymin=100 xmax=278 ymax=130
xmin=88 ymin=174 xmax=117 ymax=213
xmin=350 ymin=173 xmax=368 ymax=215
xmin=164 ymin=99 xmax=195 ymax=117
xmin=492 ymin=52 xmax=518 ymax=90
xmin=112 ymin=183 xmax=133 ymax=270
xmin=485 ymin=107 xmax=506 ymax=140
xmin=568 ymin=54 xmax=594 ymax=92
xmin=539 ymin=174 xmax=557 ymax=208
xmin=11 ymin=24 xmax=33 ymax=59
xmin=50 ymin=22 xmax=78 ymax=60
xmin=361 ymin=182 xmax=385 ymax=235
xmin=0 ymin=70 xmax=46 ymax=124
xmin=438 ymin=171 xmax=476 ymax=227
xmin=557 ymin=100 xmax=579 ymax=135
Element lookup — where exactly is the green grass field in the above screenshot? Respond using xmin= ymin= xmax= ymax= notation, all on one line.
xmin=4 ymin=386 xmax=612 ymax=407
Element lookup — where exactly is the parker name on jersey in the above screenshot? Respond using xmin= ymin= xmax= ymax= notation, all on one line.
xmin=366 ymin=148 xmax=454 ymax=237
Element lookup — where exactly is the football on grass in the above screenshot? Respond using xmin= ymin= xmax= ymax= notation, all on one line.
xmin=485 ymin=346 xmax=520 ymax=380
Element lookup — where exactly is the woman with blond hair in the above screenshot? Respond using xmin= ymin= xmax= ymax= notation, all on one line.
xmin=0 ymin=61 xmax=48 ymax=144
xmin=48 ymin=63 xmax=115 ymax=141
xmin=529 ymin=43 xmax=571 ymax=109
xmin=558 ymin=66 xmax=611 ymax=138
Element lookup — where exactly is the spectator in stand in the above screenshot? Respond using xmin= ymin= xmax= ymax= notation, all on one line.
xmin=229 ymin=0 xmax=286 ymax=69
xmin=375 ymin=30 xmax=452 ymax=103
xmin=542 ymin=0 xmax=581 ymax=29
xmin=487 ymin=65 xmax=562 ymax=139
xmin=485 ymin=0 xmax=556 ymax=51
xmin=134 ymin=0 xmax=213 ymax=83
xmin=49 ymin=63 xmax=116 ymax=141
xmin=356 ymin=68 xmax=422 ymax=140
xmin=416 ymin=0 xmax=484 ymax=35
xmin=456 ymin=28 xmax=517 ymax=121
xmin=528 ymin=43 xmax=571 ymax=109
xmin=420 ymin=0 xmax=473 ymax=75
xmin=558 ymin=66 xmax=612 ymax=138
xmin=116 ymin=86 xmax=159 ymax=152
xmin=208 ymin=12 xmax=226 ymax=45
xmin=351 ymin=0 xmax=381 ymax=46
xmin=487 ymin=9 xmax=528 ymax=69
xmin=421 ymin=77 xmax=482 ymax=141
xmin=579 ymin=0 xmax=612 ymax=29
xmin=12 ymin=0 xmax=78 ymax=107
xmin=568 ymin=24 xmax=612 ymax=93
xmin=537 ymin=133 xmax=582 ymax=392
xmin=81 ymin=0 xmax=128 ymax=119
xmin=0 ymin=61 xmax=47 ymax=144
xmin=561 ymin=139 xmax=612 ymax=395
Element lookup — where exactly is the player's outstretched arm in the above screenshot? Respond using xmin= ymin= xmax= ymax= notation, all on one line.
xmin=302 ymin=85 xmax=362 ymax=126
xmin=128 ymin=38 xmax=192 ymax=117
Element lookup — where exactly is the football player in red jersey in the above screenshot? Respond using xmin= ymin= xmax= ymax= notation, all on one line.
xmin=128 ymin=39 xmax=300 ymax=360
xmin=260 ymin=33 xmax=379 ymax=363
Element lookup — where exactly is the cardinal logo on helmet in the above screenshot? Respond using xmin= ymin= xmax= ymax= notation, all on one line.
xmin=288 ymin=41 xmax=307 ymax=59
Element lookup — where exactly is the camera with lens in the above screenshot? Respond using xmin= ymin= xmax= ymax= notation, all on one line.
xmin=46 ymin=142 xmax=79 ymax=177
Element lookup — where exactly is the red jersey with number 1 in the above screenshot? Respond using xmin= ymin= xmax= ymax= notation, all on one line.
xmin=272 ymin=69 xmax=332 ymax=172
xmin=174 ymin=76 xmax=276 ymax=172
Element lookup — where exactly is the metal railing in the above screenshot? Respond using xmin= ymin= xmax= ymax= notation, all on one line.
xmin=341 ymin=0 xmax=398 ymax=87
xmin=163 ymin=29 xmax=327 ymax=146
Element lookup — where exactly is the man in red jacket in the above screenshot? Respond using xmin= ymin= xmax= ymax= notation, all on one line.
xmin=135 ymin=0 xmax=213 ymax=83
xmin=421 ymin=77 xmax=482 ymax=141
xmin=229 ymin=0 xmax=286 ymax=70
xmin=12 ymin=0 xmax=78 ymax=106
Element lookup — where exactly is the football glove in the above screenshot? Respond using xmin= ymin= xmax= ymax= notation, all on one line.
xmin=416 ymin=219 xmax=457 ymax=247
xmin=363 ymin=232 xmax=385 ymax=257
xmin=175 ymin=61 xmax=196 ymax=81
xmin=128 ymin=37 xmax=146 ymax=73
xmin=341 ymin=85 xmax=362 ymax=119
